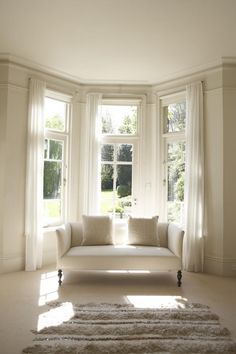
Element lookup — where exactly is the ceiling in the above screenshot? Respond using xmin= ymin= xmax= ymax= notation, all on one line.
xmin=1 ymin=0 xmax=236 ymax=85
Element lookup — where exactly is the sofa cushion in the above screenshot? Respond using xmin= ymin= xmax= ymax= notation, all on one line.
xmin=82 ymin=215 xmax=113 ymax=245
xmin=128 ymin=216 xmax=159 ymax=246
xmin=59 ymin=245 xmax=181 ymax=271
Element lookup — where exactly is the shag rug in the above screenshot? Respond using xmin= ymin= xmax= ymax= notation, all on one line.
xmin=22 ymin=301 xmax=236 ymax=354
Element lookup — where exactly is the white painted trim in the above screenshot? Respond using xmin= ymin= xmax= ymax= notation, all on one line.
xmin=2 ymin=53 xmax=235 ymax=87
xmin=0 ymin=254 xmax=25 ymax=273
xmin=0 ymin=53 xmax=150 ymax=85
xmin=0 ymin=82 xmax=28 ymax=92
xmin=222 ymin=56 xmax=236 ymax=65
xmin=204 ymin=255 xmax=236 ymax=276
xmin=152 ymin=59 xmax=224 ymax=87
xmin=205 ymin=255 xmax=236 ymax=263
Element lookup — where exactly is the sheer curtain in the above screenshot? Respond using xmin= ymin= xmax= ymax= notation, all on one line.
xmin=25 ymin=78 xmax=46 ymax=271
xmin=78 ymin=93 xmax=102 ymax=218
xmin=183 ymin=81 xmax=204 ymax=272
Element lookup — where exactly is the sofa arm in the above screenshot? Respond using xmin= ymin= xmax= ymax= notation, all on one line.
xmin=56 ymin=223 xmax=72 ymax=258
xmin=168 ymin=223 xmax=184 ymax=259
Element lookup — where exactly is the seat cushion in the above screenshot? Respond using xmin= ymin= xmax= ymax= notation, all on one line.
xmin=58 ymin=245 xmax=181 ymax=271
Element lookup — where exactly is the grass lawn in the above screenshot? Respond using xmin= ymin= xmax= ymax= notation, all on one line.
xmin=101 ymin=190 xmax=116 ymax=213
xmin=101 ymin=190 xmax=132 ymax=214
xmin=43 ymin=199 xmax=61 ymax=218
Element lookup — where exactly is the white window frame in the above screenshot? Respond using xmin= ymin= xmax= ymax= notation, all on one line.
xmin=100 ymin=99 xmax=141 ymax=217
xmin=43 ymin=90 xmax=71 ymax=227
xmin=160 ymin=93 xmax=186 ymax=225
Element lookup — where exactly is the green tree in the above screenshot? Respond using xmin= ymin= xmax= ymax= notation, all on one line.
xmin=101 ymin=144 xmax=114 ymax=161
xmin=118 ymin=113 xmax=137 ymax=134
xmin=45 ymin=114 xmax=64 ymax=131
xmin=102 ymin=112 xmax=114 ymax=134
xmin=167 ymin=142 xmax=185 ymax=202
xmin=117 ymin=144 xmax=132 ymax=162
xmin=101 ymin=164 xmax=113 ymax=190
xmin=166 ymin=102 xmax=186 ymax=132
xmin=43 ymin=161 xmax=61 ymax=199
xmin=44 ymin=140 xmax=63 ymax=199
xmin=117 ymin=165 xmax=132 ymax=197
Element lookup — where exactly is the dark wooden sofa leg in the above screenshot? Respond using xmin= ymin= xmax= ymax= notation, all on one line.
xmin=58 ymin=269 xmax=63 ymax=286
xmin=177 ymin=270 xmax=182 ymax=287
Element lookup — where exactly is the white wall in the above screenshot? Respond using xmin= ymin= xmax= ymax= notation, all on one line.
xmin=222 ymin=67 xmax=236 ymax=275
xmin=0 ymin=66 xmax=28 ymax=272
xmin=203 ymin=66 xmax=236 ymax=276
xmin=0 ymin=69 xmax=8 ymax=272
xmin=0 ymin=59 xmax=236 ymax=276
xmin=204 ymin=86 xmax=224 ymax=274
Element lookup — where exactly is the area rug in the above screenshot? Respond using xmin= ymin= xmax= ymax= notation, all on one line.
xmin=22 ymin=301 xmax=236 ymax=354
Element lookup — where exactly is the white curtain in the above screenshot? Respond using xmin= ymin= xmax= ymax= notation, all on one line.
xmin=183 ymin=81 xmax=204 ymax=272
xmin=78 ymin=93 xmax=102 ymax=218
xmin=25 ymin=78 xmax=46 ymax=271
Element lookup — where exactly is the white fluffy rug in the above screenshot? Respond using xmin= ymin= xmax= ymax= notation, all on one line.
xmin=22 ymin=301 xmax=236 ymax=353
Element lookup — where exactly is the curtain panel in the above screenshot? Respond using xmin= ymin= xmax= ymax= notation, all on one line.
xmin=78 ymin=93 xmax=102 ymax=218
xmin=183 ymin=81 xmax=204 ymax=272
xmin=25 ymin=78 xmax=46 ymax=271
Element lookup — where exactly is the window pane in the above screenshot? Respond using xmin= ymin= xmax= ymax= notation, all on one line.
xmin=117 ymin=165 xmax=132 ymax=198
xmin=49 ymin=140 xmax=63 ymax=160
xmin=117 ymin=165 xmax=132 ymax=216
xmin=43 ymin=200 xmax=61 ymax=222
xmin=43 ymin=161 xmax=62 ymax=199
xmin=167 ymin=141 xmax=185 ymax=224
xmin=44 ymin=139 xmax=48 ymax=159
xmin=164 ymin=102 xmax=186 ymax=133
xmin=45 ymin=97 xmax=66 ymax=131
xmin=101 ymin=105 xmax=137 ymax=135
xmin=117 ymin=144 xmax=132 ymax=162
xmin=101 ymin=164 xmax=114 ymax=214
xmin=101 ymin=144 xmax=114 ymax=162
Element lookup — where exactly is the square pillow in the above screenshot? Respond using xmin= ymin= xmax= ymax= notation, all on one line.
xmin=82 ymin=215 xmax=113 ymax=246
xmin=128 ymin=216 xmax=159 ymax=246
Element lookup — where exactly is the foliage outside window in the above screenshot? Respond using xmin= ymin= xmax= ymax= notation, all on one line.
xmin=100 ymin=103 xmax=139 ymax=218
xmin=43 ymin=96 xmax=69 ymax=226
xmin=101 ymin=105 xmax=137 ymax=135
xmin=162 ymin=99 xmax=186 ymax=224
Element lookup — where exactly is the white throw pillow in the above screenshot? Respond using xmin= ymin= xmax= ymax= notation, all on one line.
xmin=128 ymin=216 xmax=159 ymax=246
xmin=82 ymin=215 xmax=113 ymax=246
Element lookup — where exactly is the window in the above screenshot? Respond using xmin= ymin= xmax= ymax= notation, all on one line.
xmin=161 ymin=96 xmax=186 ymax=224
xmin=100 ymin=102 xmax=139 ymax=218
xmin=43 ymin=95 xmax=70 ymax=226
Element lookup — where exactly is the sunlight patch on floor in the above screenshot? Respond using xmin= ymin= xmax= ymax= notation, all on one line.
xmin=107 ymin=270 xmax=150 ymax=274
xmin=127 ymin=295 xmax=188 ymax=309
xmin=38 ymin=271 xmax=59 ymax=306
xmin=37 ymin=302 xmax=74 ymax=331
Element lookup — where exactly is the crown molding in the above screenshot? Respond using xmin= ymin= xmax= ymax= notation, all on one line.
xmin=0 ymin=53 xmax=151 ymax=87
xmin=0 ymin=52 xmax=86 ymax=85
xmin=1 ymin=53 xmax=236 ymax=88
xmin=221 ymin=56 xmax=236 ymax=66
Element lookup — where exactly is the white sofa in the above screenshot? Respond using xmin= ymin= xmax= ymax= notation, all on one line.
xmin=56 ymin=219 xmax=184 ymax=286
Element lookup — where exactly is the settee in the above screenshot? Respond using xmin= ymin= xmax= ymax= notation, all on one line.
xmin=56 ymin=216 xmax=184 ymax=287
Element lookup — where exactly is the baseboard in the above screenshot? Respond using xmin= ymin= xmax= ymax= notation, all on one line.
xmin=0 ymin=254 xmax=24 ymax=273
xmin=204 ymin=255 xmax=236 ymax=276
